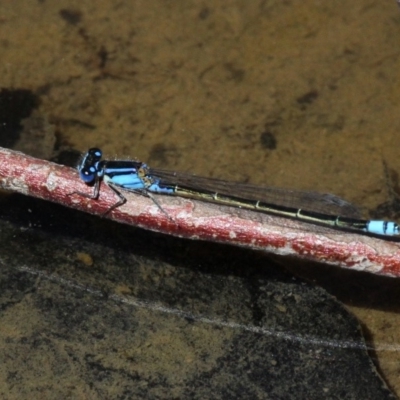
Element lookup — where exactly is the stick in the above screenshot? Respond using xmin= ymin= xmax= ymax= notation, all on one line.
xmin=0 ymin=146 xmax=400 ymax=276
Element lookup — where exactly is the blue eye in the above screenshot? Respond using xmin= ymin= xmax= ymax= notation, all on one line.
xmin=89 ymin=148 xmax=102 ymax=160
xmin=79 ymin=167 xmax=96 ymax=183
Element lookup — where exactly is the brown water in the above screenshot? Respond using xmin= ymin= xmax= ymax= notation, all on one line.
xmin=1 ymin=0 xmax=400 ymax=396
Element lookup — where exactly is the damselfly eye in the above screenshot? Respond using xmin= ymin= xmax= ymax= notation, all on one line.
xmin=88 ymin=148 xmax=102 ymax=160
xmin=79 ymin=167 xmax=96 ymax=183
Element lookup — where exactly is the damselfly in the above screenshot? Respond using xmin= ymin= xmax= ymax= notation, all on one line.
xmin=73 ymin=148 xmax=400 ymax=237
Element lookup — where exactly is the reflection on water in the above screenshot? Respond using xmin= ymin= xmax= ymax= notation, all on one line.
xmin=0 ymin=196 xmax=396 ymax=397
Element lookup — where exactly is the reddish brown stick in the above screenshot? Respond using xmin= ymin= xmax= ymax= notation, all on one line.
xmin=0 ymin=146 xmax=400 ymax=276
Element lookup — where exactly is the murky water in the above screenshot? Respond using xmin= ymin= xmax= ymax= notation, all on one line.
xmin=1 ymin=0 xmax=400 ymax=397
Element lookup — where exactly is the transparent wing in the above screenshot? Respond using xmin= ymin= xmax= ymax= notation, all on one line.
xmin=148 ymin=168 xmax=362 ymax=219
